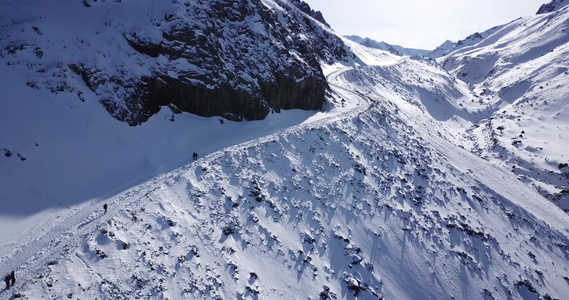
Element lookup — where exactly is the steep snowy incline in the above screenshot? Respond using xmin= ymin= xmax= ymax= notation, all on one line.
xmin=2 ymin=1 xmax=569 ymax=299
xmin=0 ymin=49 xmax=373 ymax=259
xmin=331 ymin=55 xmax=569 ymax=237
xmin=0 ymin=0 xmax=354 ymax=252
xmin=439 ymin=4 xmax=569 ymax=210
xmin=2 ymin=50 xmax=569 ymax=299
xmin=0 ymin=42 xmax=385 ymax=295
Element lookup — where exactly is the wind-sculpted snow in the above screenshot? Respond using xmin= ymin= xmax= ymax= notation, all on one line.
xmin=2 ymin=59 xmax=569 ymax=299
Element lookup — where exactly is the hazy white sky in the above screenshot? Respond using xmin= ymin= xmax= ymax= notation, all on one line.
xmin=302 ymin=0 xmax=549 ymax=49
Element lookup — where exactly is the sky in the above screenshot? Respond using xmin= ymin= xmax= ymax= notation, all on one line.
xmin=302 ymin=0 xmax=550 ymax=50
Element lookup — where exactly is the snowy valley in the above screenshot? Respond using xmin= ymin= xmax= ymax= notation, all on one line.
xmin=1 ymin=0 xmax=569 ymax=299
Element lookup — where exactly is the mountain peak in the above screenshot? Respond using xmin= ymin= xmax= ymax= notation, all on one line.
xmin=537 ymin=0 xmax=569 ymax=14
xmin=344 ymin=35 xmax=429 ymax=56
xmin=290 ymin=0 xmax=330 ymax=27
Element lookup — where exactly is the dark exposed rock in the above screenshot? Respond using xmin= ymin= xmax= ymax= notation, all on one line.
xmin=258 ymin=72 xmax=328 ymax=113
xmin=74 ymin=0 xmax=350 ymax=125
xmin=147 ymin=75 xmax=269 ymax=122
xmin=125 ymin=38 xmax=162 ymax=59
xmin=537 ymin=0 xmax=569 ymax=14
xmin=456 ymin=32 xmax=483 ymax=46
xmin=289 ymin=0 xmax=330 ymax=27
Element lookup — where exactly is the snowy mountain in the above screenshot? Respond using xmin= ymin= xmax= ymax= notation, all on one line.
xmin=439 ymin=2 xmax=569 ymax=211
xmin=537 ymin=0 xmax=569 ymax=14
xmin=0 ymin=0 xmax=349 ymax=126
xmin=345 ymin=35 xmax=430 ymax=56
xmin=0 ymin=0 xmax=347 ymax=253
xmin=425 ymin=39 xmax=457 ymax=58
xmin=425 ymin=26 xmax=504 ymax=59
xmin=2 ymin=1 xmax=569 ymax=300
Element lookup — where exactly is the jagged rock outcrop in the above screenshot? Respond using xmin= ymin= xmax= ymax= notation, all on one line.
xmin=537 ymin=0 xmax=569 ymax=14
xmin=290 ymin=0 xmax=330 ymax=27
xmin=1 ymin=0 xmax=351 ymax=126
xmin=79 ymin=0 xmax=350 ymax=125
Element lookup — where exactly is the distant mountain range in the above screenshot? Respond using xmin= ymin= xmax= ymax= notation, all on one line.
xmin=344 ymin=35 xmax=430 ymax=56
xmin=348 ymin=0 xmax=569 ymax=59
xmin=346 ymin=29 xmax=503 ymax=59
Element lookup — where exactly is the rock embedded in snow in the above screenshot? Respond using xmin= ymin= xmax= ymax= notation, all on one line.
xmin=536 ymin=0 xmax=569 ymax=14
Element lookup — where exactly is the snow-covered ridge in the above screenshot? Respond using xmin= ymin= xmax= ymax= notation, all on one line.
xmin=0 ymin=0 xmax=354 ymax=249
xmin=344 ymin=35 xmax=429 ymax=57
xmin=0 ymin=0 xmax=352 ymax=250
xmin=425 ymin=25 xmax=505 ymax=59
xmin=2 ymin=58 xmax=569 ymax=299
xmin=2 ymin=0 xmax=569 ymax=299
xmin=438 ymin=4 xmax=569 ymax=210
xmin=537 ymin=0 xmax=569 ymax=14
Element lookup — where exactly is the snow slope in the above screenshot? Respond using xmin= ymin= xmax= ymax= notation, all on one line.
xmin=1 ymin=43 xmax=569 ymax=299
xmin=440 ymin=4 xmax=569 ymax=210
xmin=425 ymin=25 xmax=505 ymax=59
xmin=344 ymin=35 xmax=430 ymax=57
xmin=1 ymin=1 xmax=569 ymax=300
xmin=0 ymin=0 xmax=347 ymax=247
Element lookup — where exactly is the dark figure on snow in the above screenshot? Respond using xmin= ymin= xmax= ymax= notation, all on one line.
xmin=103 ymin=203 xmax=108 ymax=214
xmin=192 ymin=152 xmax=198 ymax=160
xmin=9 ymin=271 xmax=14 ymax=287
xmin=4 ymin=271 xmax=14 ymax=289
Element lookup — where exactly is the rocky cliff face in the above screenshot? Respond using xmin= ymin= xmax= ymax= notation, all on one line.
xmin=537 ymin=0 xmax=569 ymax=14
xmin=290 ymin=0 xmax=330 ymax=27
xmin=115 ymin=0 xmax=350 ymax=124
xmin=2 ymin=0 xmax=350 ymax=125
